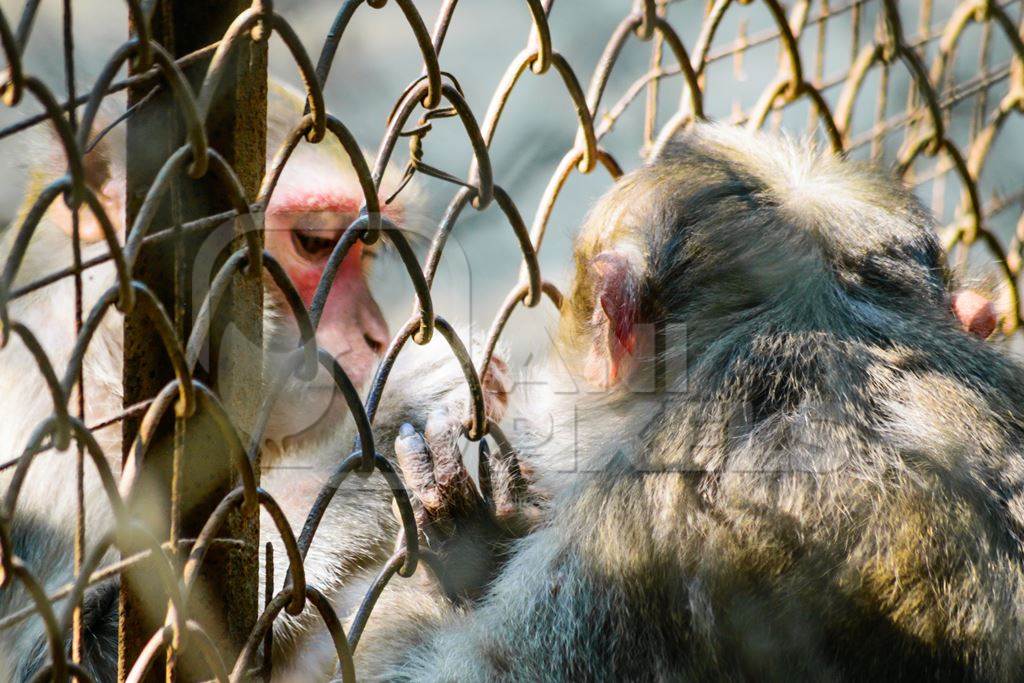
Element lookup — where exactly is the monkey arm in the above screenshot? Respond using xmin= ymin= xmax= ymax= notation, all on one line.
xmin=345 ymin=474 xmax=619 ymax=683
xmin=262 ymin=341 xmax=517 ymax=678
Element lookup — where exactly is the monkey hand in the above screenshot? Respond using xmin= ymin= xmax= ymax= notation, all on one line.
xmin=393 ymin=423 xmax=543 ymax=604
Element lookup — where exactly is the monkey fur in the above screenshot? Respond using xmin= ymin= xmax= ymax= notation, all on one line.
xmin=347 ymin=124 xmax=1024 ymax=682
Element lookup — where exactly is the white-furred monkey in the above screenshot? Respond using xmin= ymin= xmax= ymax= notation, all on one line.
xmin=0 ymin=81 xmax=507 ymax=681
xmin=341 ymin=124 xmax=1024 ymax=681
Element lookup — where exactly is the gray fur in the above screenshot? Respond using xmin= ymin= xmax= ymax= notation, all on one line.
xmin=350 ymin=125 xmax=1024 ymax=681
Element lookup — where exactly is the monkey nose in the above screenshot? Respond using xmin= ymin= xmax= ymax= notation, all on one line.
xmin=364 ymin=332 xmax=385 ymax=355
xmin=360 ymin=306 xmax=390 ymax=358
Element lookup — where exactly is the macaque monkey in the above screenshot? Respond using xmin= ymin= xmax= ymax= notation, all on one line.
xmin=0 ymin=81 xmax=503 ymax=681
xmin=345 ymin=124 xmax=1024 ymax=681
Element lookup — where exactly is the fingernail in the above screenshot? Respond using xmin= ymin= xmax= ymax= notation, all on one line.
xmin=399 ymin=423 xmax=416 ymax=438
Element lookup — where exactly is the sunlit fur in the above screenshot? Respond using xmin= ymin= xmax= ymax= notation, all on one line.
xmin=349 ymin=124 xmax=1024 ymax=681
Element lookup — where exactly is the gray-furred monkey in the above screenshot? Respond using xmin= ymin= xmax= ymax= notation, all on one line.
xmin=0 ymin=81 xmax=507 ymax=681
xmin=348 ymin=124 xmax=1024 ymax=681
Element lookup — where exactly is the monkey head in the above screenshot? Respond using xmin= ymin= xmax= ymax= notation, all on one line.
xmin=560 ymin=124 xmax=997 ymax=393
xmin=26 ymin=81 xmax=411 ymax=452
xmin=259 ymin=109 xmax=406 ymax=449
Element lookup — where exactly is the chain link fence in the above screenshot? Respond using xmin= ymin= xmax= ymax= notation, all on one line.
xmin=0 ymin=0 xmax=1021 ymax=680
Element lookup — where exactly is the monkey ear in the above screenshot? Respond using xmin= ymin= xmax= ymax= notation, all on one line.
xmin=45 ymin=119 xmax=123 ymax=243
xmin=952 ymin=289 xmax=997 ymax=339
xmin=584 ymin=251 xmax=643 ymax=389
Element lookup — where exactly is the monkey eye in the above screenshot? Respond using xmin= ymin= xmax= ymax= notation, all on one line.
xmin=292 ymin=228 xmax=339 ymax=261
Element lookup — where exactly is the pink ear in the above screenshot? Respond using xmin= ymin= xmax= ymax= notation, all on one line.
xmin=592 ymin=253 xmax=637 ymax=350
xmin=50 ymin=179 xmax=122 ymax=243
xmin=584 ymin=251 xmax=640 ymax=388
xmin=952 ymin=289 xmax=996 ymax=339
xmin=50 ymin=145 xmax=124 ymax=243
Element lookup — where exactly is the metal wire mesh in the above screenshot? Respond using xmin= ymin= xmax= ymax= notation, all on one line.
xmin=0 ymin=0 xmax=1021 ymax=680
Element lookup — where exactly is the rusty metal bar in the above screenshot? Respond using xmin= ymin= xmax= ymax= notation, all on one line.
xmin=118 ymin=2 xmax=265 ymax=681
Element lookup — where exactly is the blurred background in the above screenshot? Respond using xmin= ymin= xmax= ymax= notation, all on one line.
xmin=2 ymin=0 xmax=1022 ymax=362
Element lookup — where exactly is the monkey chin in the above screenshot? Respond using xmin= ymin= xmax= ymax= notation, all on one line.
xmin=263 ymin=389 xmax=356 ymax=465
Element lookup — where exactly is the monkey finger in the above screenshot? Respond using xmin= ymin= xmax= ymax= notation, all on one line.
xmin=394 ymin=423 xmax=442 ymax=512
xmin=478 ymin=440 xmax=495 ymax=513
xmin=480 ymin=354 xmax=512 ymax=422
xmin=483 ymin=438 xmax=535 ymax=523
xmin=423 ymin=412 xmax=479 ymax=512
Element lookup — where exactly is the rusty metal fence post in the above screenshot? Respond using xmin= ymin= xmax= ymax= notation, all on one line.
xmin=119 ymin=2 xmax=265 ymax=680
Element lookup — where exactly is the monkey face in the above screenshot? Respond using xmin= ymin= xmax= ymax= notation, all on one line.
xmin=259 ymin=197 xmax=391 ymax=450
